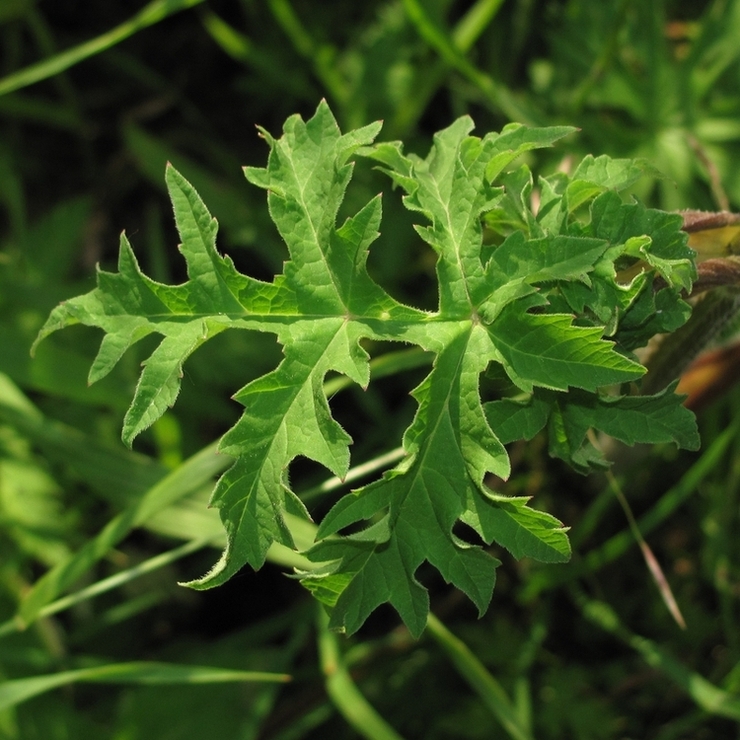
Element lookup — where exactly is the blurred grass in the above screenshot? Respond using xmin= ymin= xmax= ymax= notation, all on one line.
xmin=1 ymin=1 xmax=740 ymax=738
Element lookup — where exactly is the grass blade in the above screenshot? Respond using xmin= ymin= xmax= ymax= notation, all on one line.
xmin=0 ymin=0 xmax=207 ymax=97
xmin=317 ymin=608 xmax=405 ymax=740
xmin=573 ymin=586 xmax=740 ymax=721
xmin=401 ymin=0 xmax=535 ymax=123
xmin=14 ymin=440 xmax=229 ymax=629
xmin=425 ymin=614 xmax=533 ymax=740
xmin=0 ymin=662 xmax=290 ymax=713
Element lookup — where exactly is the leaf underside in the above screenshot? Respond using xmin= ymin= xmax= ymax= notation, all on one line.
xmin=35 ymin=101 xmax=699 ymax=637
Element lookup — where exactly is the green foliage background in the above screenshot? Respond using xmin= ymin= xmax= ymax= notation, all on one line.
xmin=2 ymin=1 xmax=740 ymax=738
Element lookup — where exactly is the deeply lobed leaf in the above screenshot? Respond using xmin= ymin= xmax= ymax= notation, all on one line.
xmin=35 ymin=101 xmax=699 ymax=636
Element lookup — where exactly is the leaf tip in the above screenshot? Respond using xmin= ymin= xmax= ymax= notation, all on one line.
xmin=254 ymin=124 xmax=273 ymax=144
xmin=29 ymin=333 xmax=42 ymax=358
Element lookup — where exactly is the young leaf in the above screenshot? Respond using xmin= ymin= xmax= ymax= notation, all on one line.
xmin=565 ymin=154 xmax=662 ymax=212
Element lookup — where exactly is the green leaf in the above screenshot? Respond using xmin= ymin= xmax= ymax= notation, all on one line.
xmin=486 ymin=383 xmax=699 ymax=473
xmin=565 ymin=154 xmax=662 ymax=212
xmin=461 ymin=490 xmax=571 ymax=563
xmin=483 ymin=122 xmax=577 ymax=183
xmin=35 ymin=101 xmax=698 ymax=635
xmin=545 ymin=383 xmax=699 ymax=471
xmin=586 ymin=191 xmax=696 ymax=292
xmin=306 ymin=327 xmax=507 ymax=637
xmin=489 ymin=301 xmax=644 ymax=393
xmin=484 ymin=394 xmax=551 ymax=444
